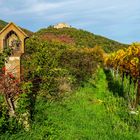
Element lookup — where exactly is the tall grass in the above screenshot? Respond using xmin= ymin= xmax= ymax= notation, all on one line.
xmin=0 ymin=69 xmax=140 ymax=140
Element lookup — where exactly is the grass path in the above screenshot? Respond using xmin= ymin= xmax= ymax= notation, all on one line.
xmin=1 ymin=69 xmax=140 ymax=140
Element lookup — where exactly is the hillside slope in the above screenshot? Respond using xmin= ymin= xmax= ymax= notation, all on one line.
xmin=35 ymin=26 xmax=128 ymax=52
xmin=0 ymin=20 xmax=7 ymax=30
xmin=0 ymin=19 xmax=128 ymax=52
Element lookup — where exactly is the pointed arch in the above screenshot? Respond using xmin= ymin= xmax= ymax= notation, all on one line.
xmin=4 ymin=30 xmax=21 ymax=52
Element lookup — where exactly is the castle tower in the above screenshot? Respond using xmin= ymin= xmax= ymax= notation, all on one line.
xmin=0 ymin=22 xmax=28 ymax=80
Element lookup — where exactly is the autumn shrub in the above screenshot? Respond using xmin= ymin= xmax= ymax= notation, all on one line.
xmin=22 ymin=36 xmax=105 ymax=98
xmin=0 ymin=68 xmax=22 ymax=133
xmin=0 ymin=47 xmax=20 ymax=133
xmin=60 ymin=46 xmax=104 ymax=82
xmin=0 ymin=70 xmax=33 ymax=133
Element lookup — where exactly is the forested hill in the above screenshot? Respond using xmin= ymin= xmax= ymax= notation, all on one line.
xmin=0 ymin=19 xmax=128 ymax=52
xmin=0 ymin=20 xmax=7 ymax=30
xmin=35 ymin=26 xmax=128 ymax=52
xmin=0 ymin=19 xmax=33 ymax=36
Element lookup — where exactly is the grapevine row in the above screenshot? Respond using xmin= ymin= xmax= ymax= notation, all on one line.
xmin=105 ymin=43 xmax=140 ymax=109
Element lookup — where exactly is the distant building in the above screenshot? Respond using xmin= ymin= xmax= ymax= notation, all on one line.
xmin=54 ymin=23 xmax=71 ymax=29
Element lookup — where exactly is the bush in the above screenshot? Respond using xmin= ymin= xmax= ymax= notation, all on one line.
xmin=22 ymin=36 xmax=105 ymax=98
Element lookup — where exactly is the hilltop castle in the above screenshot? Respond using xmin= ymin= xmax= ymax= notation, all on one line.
xmin=54 ymin=23 xmax=71 ymax=29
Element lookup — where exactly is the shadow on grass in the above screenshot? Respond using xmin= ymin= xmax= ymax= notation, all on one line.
xmin=29 ymin=76 xmax=42 ymax=121
xmin=103 ymin=69 xmax=124 ymax=97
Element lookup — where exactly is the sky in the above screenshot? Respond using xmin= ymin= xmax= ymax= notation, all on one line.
xmin=0 ymin=0 xmax=140 ymax=44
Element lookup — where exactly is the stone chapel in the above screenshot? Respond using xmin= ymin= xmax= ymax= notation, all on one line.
xmin=0 ymin=22 xmax=28 ymax=80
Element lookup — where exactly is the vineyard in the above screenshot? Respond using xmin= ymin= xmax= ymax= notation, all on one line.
xmin=105 ymin=43 xmax=140 ymax=111
xmin=0 ymin=20 xmax=140 ymax=139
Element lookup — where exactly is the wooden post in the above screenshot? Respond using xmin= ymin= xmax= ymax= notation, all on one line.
xmin=135 ymin=56 xmax=140 ymax=108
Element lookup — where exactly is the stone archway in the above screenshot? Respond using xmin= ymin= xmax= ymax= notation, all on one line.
xmin=4 ymin=30 xmax=21 ymax=53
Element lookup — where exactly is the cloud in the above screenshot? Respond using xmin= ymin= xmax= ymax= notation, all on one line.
xmin=0 ymin=0 xmax=76 ymax=15
xmin=0 ymin=0 xmax=140 ymax=43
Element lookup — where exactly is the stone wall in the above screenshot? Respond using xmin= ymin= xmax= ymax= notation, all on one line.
xmin=5 ymin=57 xmax=20 ymax=80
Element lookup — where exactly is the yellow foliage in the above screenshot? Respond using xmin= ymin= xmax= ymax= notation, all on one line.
xmin=104 ymin=43 xmax=140 ymax=79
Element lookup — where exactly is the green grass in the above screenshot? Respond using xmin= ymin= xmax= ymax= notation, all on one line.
xmin=1 ymin=69 xmax=140 ymax=140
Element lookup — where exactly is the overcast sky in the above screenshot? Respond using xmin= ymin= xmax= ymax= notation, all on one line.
xmin=0 ymin=0 xmax=140 ymax=43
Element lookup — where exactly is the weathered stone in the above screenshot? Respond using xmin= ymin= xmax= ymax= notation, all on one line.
xmin=0 ymin=22 xmax=28 ymax=80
